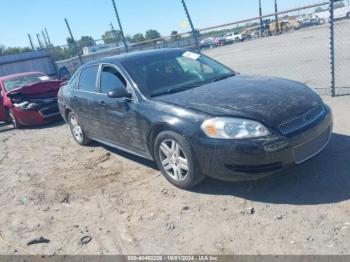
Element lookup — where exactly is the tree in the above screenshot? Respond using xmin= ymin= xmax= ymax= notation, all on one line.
xmin=132 ymin=33 xmax=145 ymax=43
xmin=145 ymin=29 xmax=161 ymax=41
xmin=78 ymin=36 xmax=96 ymax=47
xmin=49 ymin=46 xmax=75 ymax=61
xmin=1 ymin=46 xmax=32 ymax=56
xmin=170 ymin=30 xmax=181 ymax=40
xmin=0 ymin=44 xmax=5 ymax=55
xmin=102 ymin=30 xmax=121 ymax=44
xmin=66 ymin=37 xmax=75 ymax=48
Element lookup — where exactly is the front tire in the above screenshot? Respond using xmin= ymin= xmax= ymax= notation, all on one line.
xmin=68 ymin=112 xmax=91 ymax=146
xmin=8 ymin=109 xmax=21 ymax=129
xmin=154 ymin=131 xmax=205 ymax=189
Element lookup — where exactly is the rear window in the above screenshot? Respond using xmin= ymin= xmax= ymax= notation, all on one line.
xmin=79 ymin=65 xmax=99 ymax=92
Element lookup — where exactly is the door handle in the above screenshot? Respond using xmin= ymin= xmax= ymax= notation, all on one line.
xmin=99 ymin=101 xmax=106 ymax=106
xmin=72 ymin=96 xmax=78 ymax=101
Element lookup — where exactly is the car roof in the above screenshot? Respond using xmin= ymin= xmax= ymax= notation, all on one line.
xmin=0 ymin=72 xmax=45 ymax=81
xmin=81 ymin=48 xmax=187 ymax=69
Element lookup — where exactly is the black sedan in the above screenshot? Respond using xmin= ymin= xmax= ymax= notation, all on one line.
xmin=58 ymin=48 xmax=332 ymax=189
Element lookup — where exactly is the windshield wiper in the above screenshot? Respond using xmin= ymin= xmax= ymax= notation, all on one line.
xmin=152 ymin=83 xmax=204 ymax=97
xmin=167 ymin=83 xmax=204 ymax=94
xmin=210 ymin=73 xmax=235 ymax=83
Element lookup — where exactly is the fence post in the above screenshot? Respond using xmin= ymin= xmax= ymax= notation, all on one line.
xmin=181 ymin=0 xmax=200 ymax=53
xmin=329 ymin=0 xmax=336 ymax=97
xmin=274 ymin=0 xmax=279 ymax=34
xmin=258 ymin=0 xmax=264 ymax=36
xmin=28 ymin=34 xmax=34 ymax=50
xmin=64 ymin=18 xmax=83 ymax=66
xmin=111 ymin=0 xmax=129 ymax=53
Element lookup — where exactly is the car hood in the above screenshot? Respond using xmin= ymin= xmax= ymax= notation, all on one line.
xmin=6 ymin=80 xmax=63 ymax=97
xmin=154 ymin=75 xmax=322 ymax=126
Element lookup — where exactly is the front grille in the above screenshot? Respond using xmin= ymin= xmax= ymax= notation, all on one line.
xmin=226 ymin=162 xmax=283 ymax=173
xmin=278 ymin=104 xmax=325 ymax=135
xmin=293 ymin=127 xmax=331 ymax=164
xmin=39 ymin=104 xmax=59 ymax=117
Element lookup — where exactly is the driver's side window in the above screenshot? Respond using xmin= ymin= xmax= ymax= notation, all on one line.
xmin=100 ymin=65 xmax=127 ymax=94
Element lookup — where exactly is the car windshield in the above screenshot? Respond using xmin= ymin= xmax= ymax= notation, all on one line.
xmin=122 ymin=51 xmax=235 ymax=97
xmin=3 ymin=74 xmax=50 ymax=92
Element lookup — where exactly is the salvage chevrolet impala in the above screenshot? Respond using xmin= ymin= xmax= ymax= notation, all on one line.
xmin=58 ymin=49 xmax=333 ymax=189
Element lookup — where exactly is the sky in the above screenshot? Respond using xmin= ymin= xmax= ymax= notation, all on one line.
xmin=1 ymin=0 xmax=325 ymax=48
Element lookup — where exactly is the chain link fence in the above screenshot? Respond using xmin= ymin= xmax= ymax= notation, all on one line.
xmin=334 ymin=4 xmax=350 ymax=96
xmin=49 ymin=1 xmax=349 ymax=96
xmin=198 ymin=2 xmax=332 ymax=95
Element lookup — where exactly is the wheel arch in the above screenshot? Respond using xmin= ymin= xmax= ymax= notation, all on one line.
xmin=147 ymin=123 xmax=187 ymax=159
xmin=64 ymin=107 xmax=73 ymax=122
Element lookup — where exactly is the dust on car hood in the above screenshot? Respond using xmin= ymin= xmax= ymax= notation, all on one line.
xmin=6 ymin=80 xmax=63 ymax=97
xmin=154 ymin=75 xmax=322 ymax=126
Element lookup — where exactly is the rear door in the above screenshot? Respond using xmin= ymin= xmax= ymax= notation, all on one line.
xmin=73 ymin=65 xmax=100 ymax=137
xmin=0 ymin=83 xmax=7 ymax=121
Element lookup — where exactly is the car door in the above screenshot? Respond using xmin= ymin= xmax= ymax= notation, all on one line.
xmin=73 ymin=64 xmax=101 ymax=137
xmin=95 ymin=64 xmax=148 ymax=155
xmin=0 ymin=84 xmax=7 ymax=122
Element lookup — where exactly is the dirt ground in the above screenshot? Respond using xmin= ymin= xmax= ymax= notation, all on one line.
xmin=0 ymin=95 xmax=349 ymax=256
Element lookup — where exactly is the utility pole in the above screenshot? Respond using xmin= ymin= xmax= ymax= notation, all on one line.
xmin=111 ymin=0 xmax=128 ymax=53
xmin=42 ymin=31 xmax=49 ymax=48
xmin=181 ymin=0 xmax=200 ymax=53
xmin=36 ymin=34 xmax=43 ymax=49
xmin=28 ymin=34 xmax=34 ymax=50
xmin=64 ymin=18 xmax=83 ymax=65
xmin=45 ymin=28 xmax=52 ymax=46
xmin=110 ymin=22 xmax=120 ymax=47
xmin=259 ymin=0 xmax=264 ymax=36
xmin=274 ymin=0 xmax=279 ymax=34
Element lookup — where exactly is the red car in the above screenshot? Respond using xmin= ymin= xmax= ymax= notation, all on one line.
xmin=0 ymin=72 xmax=63 ymax=128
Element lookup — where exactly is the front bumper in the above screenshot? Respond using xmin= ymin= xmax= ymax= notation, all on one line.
xmin=13 ymin=103 xmax=61 ymax=126
xmin=192 ymin=105 xmax=333 ymax=181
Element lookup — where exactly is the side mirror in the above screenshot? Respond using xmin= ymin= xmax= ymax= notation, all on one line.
xmin=107 ymin=86 xmax=132 ymax=99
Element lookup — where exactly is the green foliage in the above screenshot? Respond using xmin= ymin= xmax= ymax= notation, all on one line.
xmin=102 ymin=30 xmax=122 ymax=44
xmin=48 ymin=46 xmax=76 ymax=61
xmin=78 ymin=36 xmax=96 ymax=47
xmin=145 ymin=29 xmax=161 ymax=41
xmin=0 ymin=46 xmax=32 ymax=56
xmin=171 ymin=30 xmax=182 ymax=40
xmin=132 ymin=33 xmax=145 ymax=43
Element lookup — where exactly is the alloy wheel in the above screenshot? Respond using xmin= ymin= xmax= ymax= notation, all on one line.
xmin=70 ymin=115 xmax=84 ymax=143
xmin=159 ymin=139 xmax=189 ymax=181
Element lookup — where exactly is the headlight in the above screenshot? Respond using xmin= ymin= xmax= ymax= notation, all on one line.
xmin=201 ymin=117 xmax=270 ymax=139
xmin=14 ymin=102 xmax=39 ymax=110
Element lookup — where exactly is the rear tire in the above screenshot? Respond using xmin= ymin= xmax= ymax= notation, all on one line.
xmin=8 ymin=109 xmax=21 ymax=129
xmin=154 ymin=131 xmax=205 ymax=189
xmin=68 ymin=112 xmax=91 ymax=146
